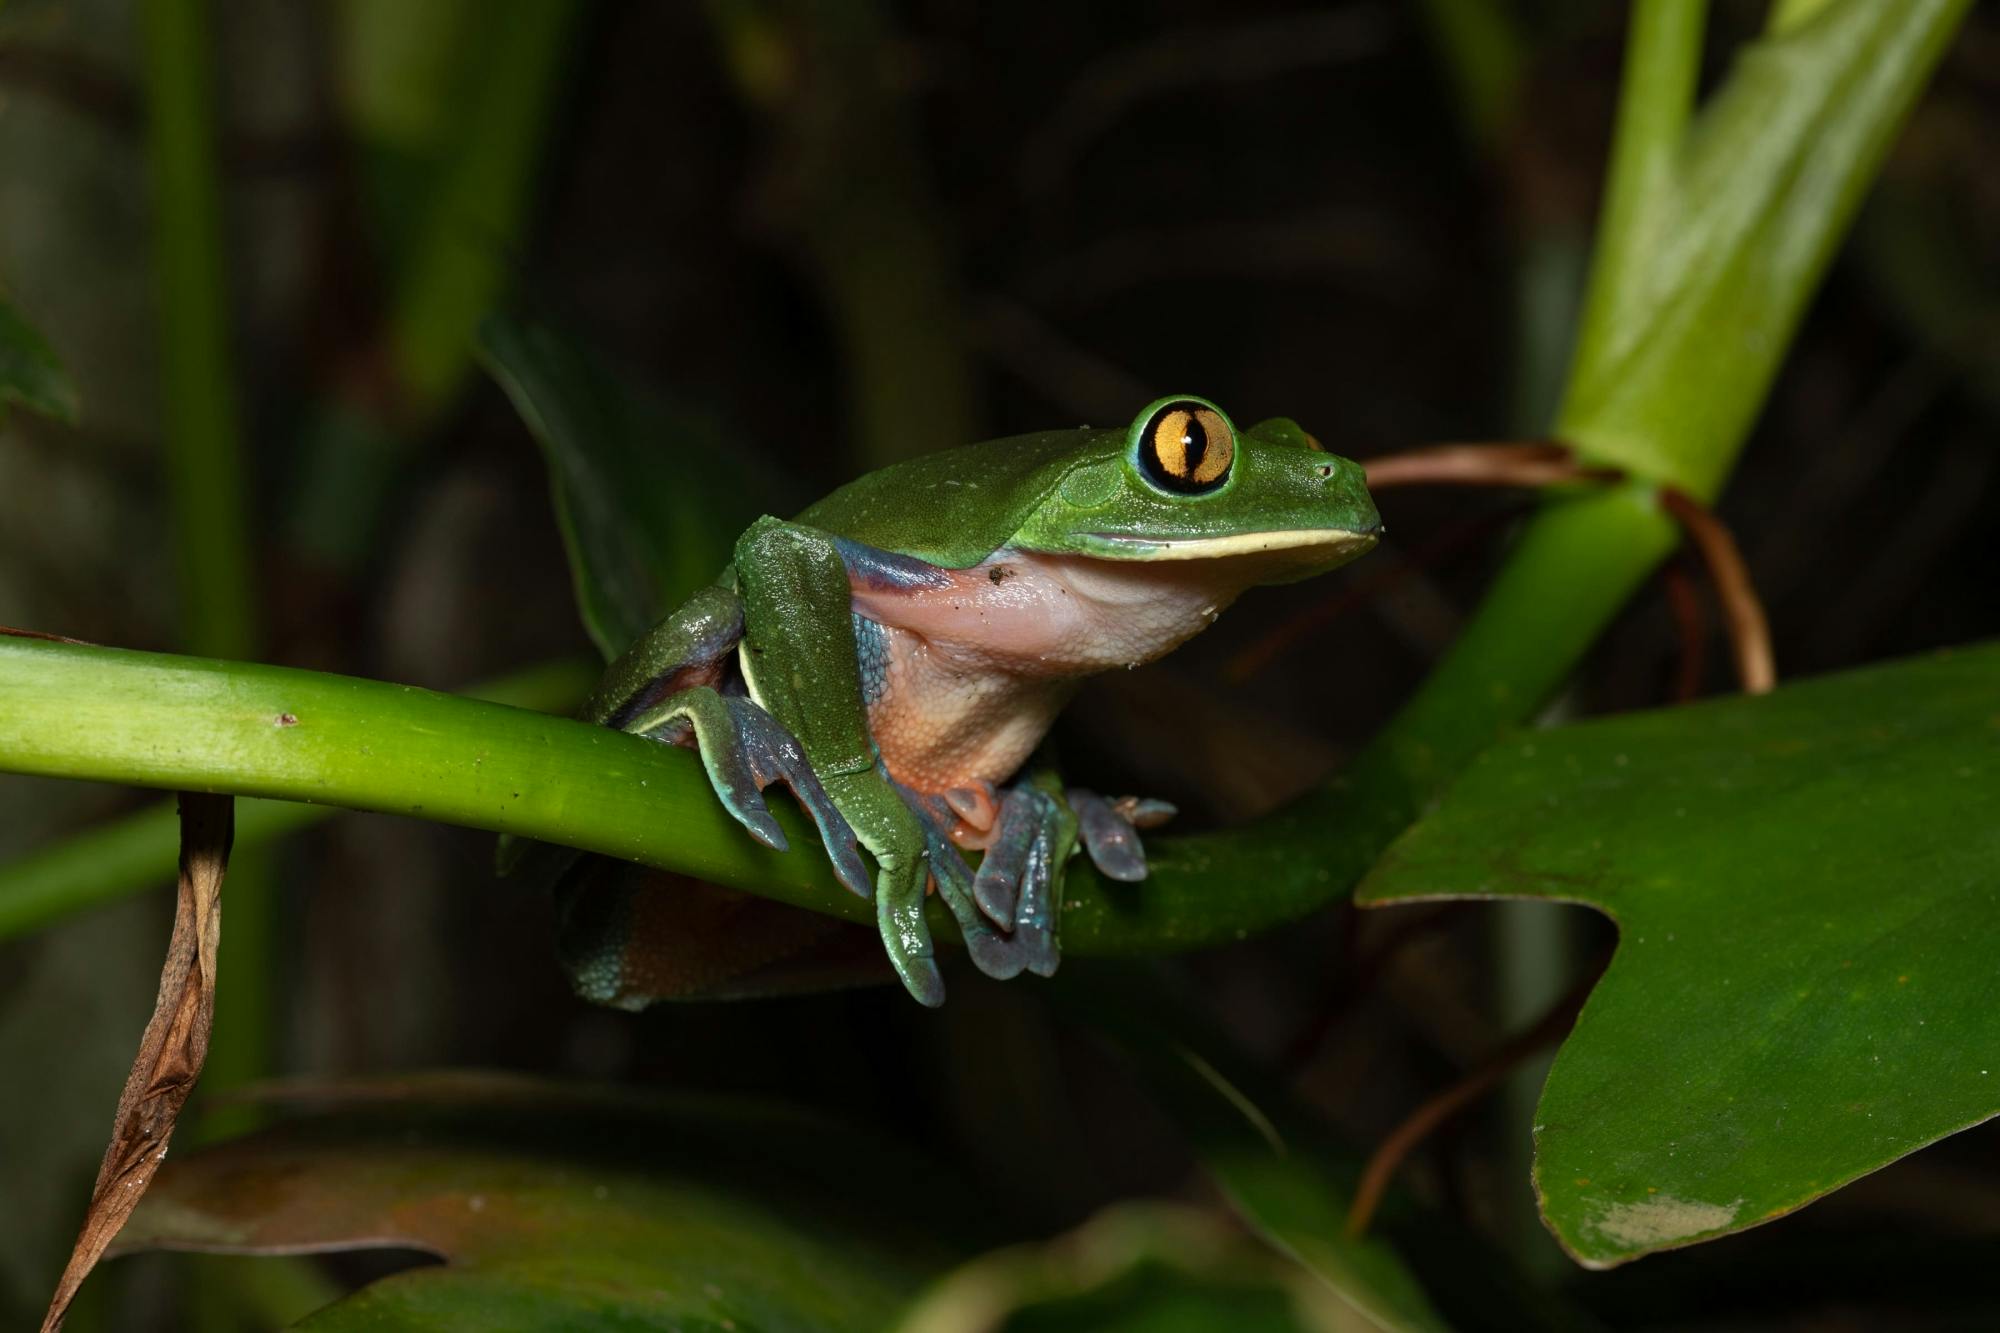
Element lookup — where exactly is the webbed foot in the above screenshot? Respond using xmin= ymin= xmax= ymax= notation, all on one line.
xmin=624 ymin=686 xmax=873 ymax=901
xmin=967 ymin=784 xmax=1073 ymax=979
xmin=1068 ymin=790 xmax=1177 ymax=882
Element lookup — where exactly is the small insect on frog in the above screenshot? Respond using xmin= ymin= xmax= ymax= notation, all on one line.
xmin=575 ymin=395 xmax=1379 ymax=1006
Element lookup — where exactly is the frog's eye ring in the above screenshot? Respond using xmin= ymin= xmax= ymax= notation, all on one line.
xmin=1137 ymin=401 xmax=1234 ymax=494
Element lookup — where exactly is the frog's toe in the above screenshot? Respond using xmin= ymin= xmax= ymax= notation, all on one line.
xmin=1070 ymin=788 xmax=1158 ymax=882
xmin=1010 ymin=829 xmax=1062 ymax=979
xmin=719 ymin=695 xmax=873 ymax=900
xmin=1113 ymin=796 xmax=1179 ymax=830
xmin=627 ymin=687 xmax=875 ymax=899
xmin=965 ymin=786 xmax=1063 ymax=978
xmin=970 ymin=788 xmax=1037 ymax=926
xmin=888 ymin=780 xmax=1020 ymax=981
xmin=877 ymin=854 xmax=947 ymax=1007
xmin=694 ymin=715 xmax=791 ymax=852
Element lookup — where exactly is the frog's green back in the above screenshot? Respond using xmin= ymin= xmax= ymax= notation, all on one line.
xmin=793 ymin=428 xmax=1112 ymax=568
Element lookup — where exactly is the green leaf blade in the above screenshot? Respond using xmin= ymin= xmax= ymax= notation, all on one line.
xmin=0 ymin=296 xmax=78 ymax=424
xmin=118 ymin=1074 xmax=948 ymax=1330
xmin=1360 ymin=643 xmax=2000 ymax=1266
xmin=478 ymin=314 xmax=784 ymax=660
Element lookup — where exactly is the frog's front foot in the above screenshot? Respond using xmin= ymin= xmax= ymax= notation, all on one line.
xmin=967 ymin=785 xmax=1074 ymax=979
xmin=624 ymin=686 xmax=873 ymax=902
xmin=901 ymin=781 xmax=1181 ymax=983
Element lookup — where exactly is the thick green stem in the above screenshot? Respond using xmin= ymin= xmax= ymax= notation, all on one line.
xmin=0 ymin=637 xmax=1416 ymax=956
xmin=0 ymin=660 xmax=593 ymax=938
xmin=1570 ymin=0 xmax=1707 ymax=389
xmin=707 ymin=0 xmax=978 ymax=467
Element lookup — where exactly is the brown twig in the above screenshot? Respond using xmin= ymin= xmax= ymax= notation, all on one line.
xmin=1344 ymin=951 xmax=1608 ymax=1240
xmin=1281 ymin=903 xmax=1460 ymax=1073
xmin=1660 ymin=556 xmax=1710 ymax=704
xmin=42 ymin=794 xmax=234 ymax=1331
xmin=1362 ymin=440 xmax=1622 ymax=491
xmin=1224 ymin=502 xmax=1533 ymax=684
xmin=0 ymin=625 xmax=92 ymax=645
xmin=1657 ymin=488 xmax=1776 ymax=695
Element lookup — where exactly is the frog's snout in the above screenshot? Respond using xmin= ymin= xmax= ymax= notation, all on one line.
xmin=1312 ymin=454 xmax=1382 ymax=537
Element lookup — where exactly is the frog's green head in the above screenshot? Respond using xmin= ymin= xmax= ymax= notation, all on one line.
xmin=1010 ymin=395 xmax=1380 ymax=583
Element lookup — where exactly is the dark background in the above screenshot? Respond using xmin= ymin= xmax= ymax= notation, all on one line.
xmin=1 ymin=1 xmax=1995 ymax=1327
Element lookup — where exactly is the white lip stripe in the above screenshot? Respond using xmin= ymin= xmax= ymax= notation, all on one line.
xmin=1092 ymin=529 xmax=1375 ymax=560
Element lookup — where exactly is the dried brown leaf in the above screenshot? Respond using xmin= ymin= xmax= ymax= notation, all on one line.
xmin=40 ymin=792 xmax=232 ymax=1332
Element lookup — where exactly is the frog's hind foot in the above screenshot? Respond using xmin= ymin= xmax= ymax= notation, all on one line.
xmin=626 ymin=686 xmax=872 ymax=901
xmin=1068 ymin=790 xmax=1176 ymax=882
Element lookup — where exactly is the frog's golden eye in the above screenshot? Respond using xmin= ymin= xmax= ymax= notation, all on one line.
xmin=1139 ymin=401 xmax=1234 ymax=494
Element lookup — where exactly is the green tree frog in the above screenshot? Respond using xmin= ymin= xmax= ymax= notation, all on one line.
xmin=575 ymin=395 xmax=1378 ymax=1007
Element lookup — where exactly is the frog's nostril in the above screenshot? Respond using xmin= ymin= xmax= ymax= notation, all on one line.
xmin=1314 ymin=463 xmax=1334 ymax=479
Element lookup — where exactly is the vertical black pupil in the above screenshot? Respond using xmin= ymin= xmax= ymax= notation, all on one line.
xmin=1175 ymin=413 xmax=1209 ymax=476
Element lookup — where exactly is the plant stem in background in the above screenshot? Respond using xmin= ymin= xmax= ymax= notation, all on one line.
xmin=140 ymin=0 xmax=271 ymax=1159
xmin=286 ymin=1 xmax=584 ymax=571
xmin=707 ymin=0 xmax=978 ymax=468
xmin=142 ymin=0 xmax=254 ymax=663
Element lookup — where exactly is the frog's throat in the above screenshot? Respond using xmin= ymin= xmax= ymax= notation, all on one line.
xmin=1077 ymin=527 xmax=1378 ymax=561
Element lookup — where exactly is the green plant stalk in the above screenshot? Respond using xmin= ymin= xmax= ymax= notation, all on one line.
xmin=1562 ymin=0 xmax=1970 ymax=497
xmin=141 ymin=0 xmax=271 ymax=1163
xmin=1569 ymin=0 xmax=1707 ymax=391
xmin=0 ymin=639 xmax=858 ymax=921
xmin=142 ymin=0 xmax=255 ymax=664
xmin=706 ymin=0 xmax=978 ymax=468
xmin=0 ymin=636 xmax=1388 ymax=954
xmin=0 ymin=660 xmax=594 ymax=939
xmin=1417 ymin=0 xmax=1527 ymax=148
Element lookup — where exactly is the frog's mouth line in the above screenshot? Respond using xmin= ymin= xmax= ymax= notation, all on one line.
xmin=1082 ymin=527 xmax=1381 ymax=561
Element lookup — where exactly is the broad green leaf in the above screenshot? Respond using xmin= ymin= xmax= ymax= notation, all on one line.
xmin=1062 ymin=975 xmax=1485 ymax=1333
xmin=897 ymin=1203 xmax=1352 ymax=1333
xmin=478 ymin=314 xmax=788 ymax=660
xmin=1359 ymin=643 xmax=2000 ymax=1267
xmin=0 ymin=296 xmax=77 ymax=424
xmin=116 ymin=1072 xmax=958 ymax=1330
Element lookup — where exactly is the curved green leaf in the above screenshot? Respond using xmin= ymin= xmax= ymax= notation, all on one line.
xmin=1060 ymin=975 xmax=1479 ymax=1333
xmin=116 ymin=1073 xmax=955 ymax=1330
xmin=1359 ymin=642 xmax=2000 ymax=1266
xmin=478 ymin=314 xmax=788 ymax=659
xmin=897 ymin=1203 xmax=1349 ymax=1333
xmin=0 ymin=295 xmax=77 ymax=424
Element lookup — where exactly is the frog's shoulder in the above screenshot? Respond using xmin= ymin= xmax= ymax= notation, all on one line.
xmin=793 ymin=428 xmax=1114 ymax=569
